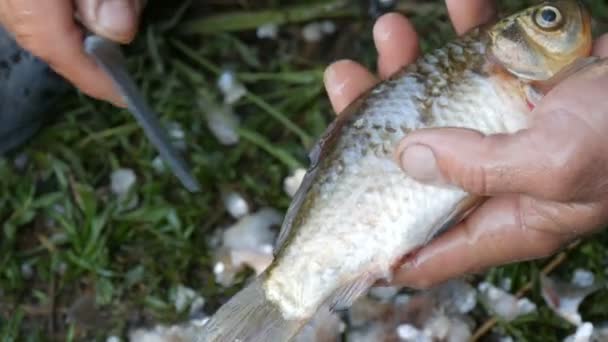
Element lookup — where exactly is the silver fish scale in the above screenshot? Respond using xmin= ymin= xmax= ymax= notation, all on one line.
xmin=264 ymin=30 xmax=531 ymax=320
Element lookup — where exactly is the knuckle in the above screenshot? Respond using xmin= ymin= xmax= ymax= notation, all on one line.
xmin=545 ymin=155 xmax=588 ymax=199
xmin=13 ymin=29 xmax=37 ymax=53
xmin=11 ymin=23 xmax=51 ymax=63
xmin=534 ymin=117 xmax=591 ymax=199
xmin=457 ymin=133 xmax=508 ymax=195
xmin=458 ymin=164 xmax=490 ymax=195
xmin=518 ymin=199 xmax=567 ymax=258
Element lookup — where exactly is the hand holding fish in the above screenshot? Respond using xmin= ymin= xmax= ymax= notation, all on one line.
xmin=0 ymin=0 xmax=144 ymax=106
xmin=201 ymin=2 xmax=600 ymax=340
xmin=325 ymin=0 xmax=608 ymax=290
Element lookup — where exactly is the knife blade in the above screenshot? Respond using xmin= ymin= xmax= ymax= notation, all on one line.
xmin=84 ymin=35 xmax=200 ymax=193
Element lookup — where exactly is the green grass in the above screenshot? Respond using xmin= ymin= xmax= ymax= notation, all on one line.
xmin=1 ymin=1 xmax=608 ymax=341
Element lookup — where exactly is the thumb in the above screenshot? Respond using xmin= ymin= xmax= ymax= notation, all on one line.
xmin=395 ymin=111 xmax=593 ymax=200
xmin=75 ymin=0 xmax=144 ymax=44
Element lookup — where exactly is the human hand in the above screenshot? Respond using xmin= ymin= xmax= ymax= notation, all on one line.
xmin=323 ymin=0 xmax=608 ymax=289
xmin=0 ymin=0 xmax=145 ymax=106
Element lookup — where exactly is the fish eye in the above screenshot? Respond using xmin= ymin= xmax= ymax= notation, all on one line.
xmin=534 ymin=6 xmax=563 ymax=30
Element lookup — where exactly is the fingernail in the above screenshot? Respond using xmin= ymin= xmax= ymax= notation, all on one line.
xmin=373 ymin=17 xmax=392 ymax=42
xmin=323 ymin=64 xmax=348 ymax=97
xmin=111 ymin=95 xmax=128 ymax=108
xmin=97 ymin=0 xmax=137 ymax=40
xmin=399 ymin=144 xmax=444 ymax=184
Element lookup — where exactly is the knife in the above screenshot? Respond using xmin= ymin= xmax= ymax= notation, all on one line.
xmin=84 ymin=35 xmax=201 ymax=193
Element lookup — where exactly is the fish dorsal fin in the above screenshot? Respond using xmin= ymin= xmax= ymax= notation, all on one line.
xmin=273 ymin=119 xmax=341 ymax=252
xmin=326 ymin=273 xmax=377 ymax=311
xmin=274 ymin=95 xmax=368 ymax=253
xmin=274 ymin=166 xmax=318 ymax=252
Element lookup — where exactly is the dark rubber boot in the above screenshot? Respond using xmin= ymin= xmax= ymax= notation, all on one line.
xmin=0 ymin=25 xmax=68 ymax=155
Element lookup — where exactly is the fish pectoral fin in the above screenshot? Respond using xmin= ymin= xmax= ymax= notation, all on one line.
xmin=326 ymin=273 xmax=378 ymax=312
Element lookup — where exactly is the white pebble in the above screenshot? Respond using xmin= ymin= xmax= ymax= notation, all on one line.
xmin=20 ymin=263 xmax=33 ymax=279
xmin=446 ymin=281 xmax=477 ymax=314
xmin=151 ymin=155 xmax=166 ymax=174
xmin=166 ymin=121 xmax=187 ymax=151
xmin=283 ymin=168 xmax=307 ymax=197
xmin=260 ymin=244 xmax=274 ymax=255
xmin=369 ymin=286 xmax=399 ymax=301
xmin=128 ymin=321 xmax=204 ymax=342
xmin=129 ymin=329 xmax=167 ymax=342
xmin=396 ymin=324 xmax=431 ymax=341
xmin=378 ymin=0 xmax=395 ymax=5
xmin=446 ymin=319 xmax=473 ymax=342
xmin=204 ymin=105 xmax=240 ymax=146
xmin=222 ymin=208 xmax=282 ymax=251
xmin=302 ymin=22 xmax=323 ymax=42
xmin=572 ymin=269 xmax=595 ymax=288
xmin=564 ymin=322 xmax=594 ymax=342
xmin=217 ymin=71 xmax=247 ymax=105
xmin=173 ymin=285 xmax=198 ymax=313
xmin=168 ymin=122 xmax=185 ymax=140
xmin=397 ymin=324 xmax=421 ymax=340
xmin=193 ymin=317 xmax=210 ymax=327
xmin=257 ymin=23 xmax=279 ymax=39
xmin=110 ymin=168 xmax=136 ymax=195
xmin=214 ymin=208 xmax=282 ymax=285
xmin=478 ymin=282 xmax=536 ymax=321
xmin=424 ymin=314 xmax=451 ymax=340
xmin=223 ymin=192 xmax=249 ymax=219
xmin=540 ymin=275 xmax=600 ymax=326
xmin=213 ymin=262 xmax=225 ymax=275
xmin=190 ymin=296 xmax=205 ymax=315
xmin=230 ymin=249 xmax=273 ymax=276
xmin=500 ymin=277 xmax=513 ymax=291
xmin=516 ymin=298 xmax=537 ymax=315
xmin=320 ymin=20 xmax=336 ymax=34
xmin=394 ymin=294 xmax=411 ymax=306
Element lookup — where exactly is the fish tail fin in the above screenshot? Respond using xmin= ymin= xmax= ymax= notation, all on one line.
xmin=197 ymin=277 xmax=304 ymax=342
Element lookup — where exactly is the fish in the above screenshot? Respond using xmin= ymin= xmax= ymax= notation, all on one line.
xmin=198 ymin=1 xmax=594 ymax=341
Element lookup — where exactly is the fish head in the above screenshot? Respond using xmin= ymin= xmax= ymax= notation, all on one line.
xmin=488 ymin=0 xmax=593 ymax=82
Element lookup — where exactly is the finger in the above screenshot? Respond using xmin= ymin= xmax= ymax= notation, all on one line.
xmin=396 ymin=61 xmax=608 ymax=200
xmin=1 ymin=0 xmax=124 ymax=106
xmin=324 ymin=59 xmax=378 ymax=114
xmin=445 ymin=0 xmax=497 ymax=35
xmin=75 ymin=0 xmax=144 ymax=44
xmin=392 ymin=195 xmax=579 ymax=289
xmin=593 ymin=33 xmax=608 ymax=57
xmin=373 ymin=13 xmax=420 ymax=79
